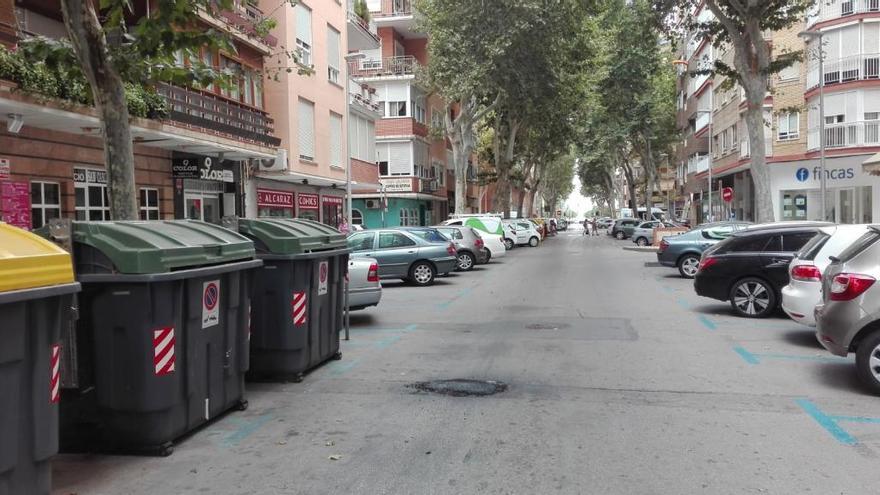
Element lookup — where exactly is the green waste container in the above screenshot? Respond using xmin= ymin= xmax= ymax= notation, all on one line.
xmin=0 ymin=223 xmax=80 ymax=495
xmin=42 ymin=220 xmax=261 ymax=456
xmin=238 ymin=218 xmax=349 ymax=381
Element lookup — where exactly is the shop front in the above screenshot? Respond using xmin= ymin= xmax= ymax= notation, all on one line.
xmin=321 ymin=194 xmax=344 ymax=228
xmin=172 ymin=153 xmax=242 ymax=223
xmin=256 ymin=188 xmax=294 ymax=217
xmin=297 ymin=192 xmax=320 ymax=221
xmin=769 ymin=155 xmax=876 ymax=223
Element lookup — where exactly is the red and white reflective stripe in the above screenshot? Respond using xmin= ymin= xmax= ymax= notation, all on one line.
xmin=153 ymin=327 xmax=176 ymax=376
xmin=292 ymin=291 xmax=307 ymax=326
xmin=49 ymin=344 xmax=61 ymax=403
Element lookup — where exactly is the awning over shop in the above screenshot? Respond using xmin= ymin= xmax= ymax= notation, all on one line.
xmin=862 ymin=152 xmax=880 ymax=175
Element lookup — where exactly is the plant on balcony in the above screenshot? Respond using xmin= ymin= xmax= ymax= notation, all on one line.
xmin=353 ymin=0 xmax=372 ymax=23
xmin=655 ymin=0 xmax=811 ymax=222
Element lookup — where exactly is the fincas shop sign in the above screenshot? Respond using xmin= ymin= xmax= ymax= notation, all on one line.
xmin=172 ymin=156 xmax=234 ymax=183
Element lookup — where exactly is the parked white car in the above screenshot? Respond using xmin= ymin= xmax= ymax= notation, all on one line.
xmin=504 ymin=219 xmax=542 ymax=247
xmin=348 ymin=257 xmax=382 ymax=311
xmin=781 ymin=224 xmax=870 ymax=326
xmin=441 ymin=217 xmax=507 ymax=260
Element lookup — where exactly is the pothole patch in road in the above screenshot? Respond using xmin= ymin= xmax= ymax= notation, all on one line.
xmin=526 ymin=323 xmax=571 ymax=330
xmin=643 ymin=262 xmax=664 ymax=267
xmin=408 ymin=379 xmax=508 ymax=397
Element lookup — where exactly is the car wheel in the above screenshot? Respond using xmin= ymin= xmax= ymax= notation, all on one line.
xmin=528 ymin=236 xmax=539 ymax=247
xmin=728 ymin=277 xmax=776 ymax=318
xmin=615 ymin=231 xmax=625 ymax=240
xmin=457 ymin=252 xmax=475 ymax=271
xmin=855 ymin=331 xmax=880 ymax=395
xmin=408 ymin=261 xmax=435 ymax=286
xmin=636 ymin=237 xmax=648 ymax=247
xmin=503 ymin=238 xmax=514 ymax=250
xmin=677 ymin=254 xmax=700 ymax=279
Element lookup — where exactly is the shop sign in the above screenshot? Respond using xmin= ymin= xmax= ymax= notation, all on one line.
xmin=0 ymin=158 xmax=10 ymax=179
xmin=73 ymin=167 xmax=107 ymax=184
xmin=380 ymin=178 xmax=412 ymax=193
xmin=322 ymin=195 xmax=343 ymax=205
xmin=257 ymin=188 xmax=294 ymax=208
xmin=172 ymin=156 xmax=233 ymax=183
xmin=298 ymin=192 xmax=319 ymax=210
xmin=1 ymin=180 xmax=31 ymax=230
xmin=796 ymin=166 xmax=855 ymax=182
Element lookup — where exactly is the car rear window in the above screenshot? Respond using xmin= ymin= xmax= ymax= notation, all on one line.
xmin=836 ymin=229 xmax=880 ymax=263
xmin=796 ymin=233 xmax=830 ymax=261
xmin=717 ymin=233 xmax=771 ymax=253
xmin=701 ymin=225 xmax=736 ymax=240
xmin=781 ymin=231 xmax=818 ymax=252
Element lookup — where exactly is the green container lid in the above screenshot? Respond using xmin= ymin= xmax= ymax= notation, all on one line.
xmin=68 ymin=220 xmax=256 ymax=274
xmin=238 ymin=218 xmax=346 ymax=255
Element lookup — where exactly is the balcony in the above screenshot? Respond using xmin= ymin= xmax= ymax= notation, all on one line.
xmin=374 ymin=0 xmax=413 ymax=18
xmin=371 ymin=0 xmax=425 ymax=38
xmin=420 ymin=178 xmax=439 ymax=193
xmin=376 ymin=117 xmax=428 ymax=138
xmin=807 ymin=53 xmax=880 ymax=90
xmin=808 ymin=0 xmax=880 ymax=27
xmin=350 ymin=55 xmax=421 ymax=79
xmin=157 ymin=83 xmax=281 ymax=147
xmin=347 ymin=7 xmax=380 ymax=51
xmin=200 ymin=1 xmax=278 ymax=53
xmin=808 ymin=120 xmax=880 ymax=150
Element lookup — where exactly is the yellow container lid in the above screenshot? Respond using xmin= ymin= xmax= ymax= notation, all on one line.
xmin=0 ymin=222 xmax=75 ymax=292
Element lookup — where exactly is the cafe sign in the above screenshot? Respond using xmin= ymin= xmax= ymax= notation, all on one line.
xmin=172 ymin=156 xmax=234 ymax=183
xmin=257 ymin=188 xmax=293 ymax=209
xmin=298 ymin=192 xmax=319 ymax=210
xmin=73 ymin=167 xmax=107 ymax=184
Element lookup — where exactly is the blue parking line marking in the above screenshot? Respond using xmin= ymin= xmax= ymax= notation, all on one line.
xmin=697 ymin=315 xmax=717 ymax=331
xmin=374 ymin=335 xmax=402 ymax=349
xmin=733 ymin=346 xmax=760 ymax=365
xmin=830 ymin=415 xmax=880 ymax=424
xmin=796 ymin=399 xmax=858 ymax=445
xmin=326 ymin=358 xmax=361 ymax=376
xmin=437 ymin=287 xmax=474 ymax=310
xmin=676 ymin=298 xmax=690 ymax=309
xmin=660 ymin=285 xmax=674 ymax=293
xmin=222 ymin=414 xmax=273 ymax=447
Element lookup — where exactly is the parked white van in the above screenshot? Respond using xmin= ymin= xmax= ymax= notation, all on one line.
xmin=441 ymin=216 xmax=507 ymax=259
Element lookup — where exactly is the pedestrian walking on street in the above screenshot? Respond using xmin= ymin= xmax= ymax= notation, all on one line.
xmin=583 ymin=218 xmax=590 ymax=236
xmin=590 ymin=218 xmax=599 ymax=236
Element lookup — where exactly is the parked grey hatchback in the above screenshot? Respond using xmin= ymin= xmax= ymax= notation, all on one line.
xmin=656 ymin=221 xmax=752 ymax=278
xmin=434 ymin=225 xmax=489 ymax=271
xmin=347 ymin=228 xmax=458 ymax=286
xmin=816 ymin=226 xmax=880 ymax=394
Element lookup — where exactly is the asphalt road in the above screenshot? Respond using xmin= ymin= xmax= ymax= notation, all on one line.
xmin=54 ymin=229 xmax=880 ymax=494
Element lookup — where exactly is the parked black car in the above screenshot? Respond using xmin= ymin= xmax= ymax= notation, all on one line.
xmin=693 ymin=222 xmax=829 ymax=318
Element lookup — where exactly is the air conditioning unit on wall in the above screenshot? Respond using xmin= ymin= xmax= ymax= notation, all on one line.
xmin=257 ymin=149 xmax=288 ymax=172
xmin=366 ymin=199 xmax=381 ymax=209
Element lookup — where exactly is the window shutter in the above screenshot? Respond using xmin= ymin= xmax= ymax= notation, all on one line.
xmin=296 ymin=5 xmax=312 ymax=44
xmin=377 ymin=143 xmax=389 ymax=163
xmin=327 ymin=27 xmax=341 ymax=71
xmin=298 ymin=99 xmax=315 ymax=160
xmin=389 ymin=142 xmax=412 ymax=175
xmin=330 ymin=112 xmax=342 ymax=167
xmin=349 ymin=114 xmax=359 ymax=159
xmin=367 ymin=121 xmax=376 ymax=162
xmin=358 ymin=117 xmax=369 ymax=159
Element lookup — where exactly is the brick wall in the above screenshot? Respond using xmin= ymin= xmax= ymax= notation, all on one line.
xmin=376 ymin=118 xmax=428 ymax=137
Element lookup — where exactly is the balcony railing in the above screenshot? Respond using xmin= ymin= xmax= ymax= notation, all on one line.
xmin=420 ymin=178 xmax=439 ymax=193
xmin=808 ymin=120 xmax=880 ymax=150
xmin=349 ymin=55 xmax=420 ymax=78
xmin=157 ymin=83 xmax=281 ymax=147
xmin=210 ymin=1 xmax=278 ymax=47
xmin=808 ymin=0 xmax=880 ymax=27
xmin=807 ymin=53 xmax=880 ymax=89
xmin=374 ymin=0 xmax=413 ymax=18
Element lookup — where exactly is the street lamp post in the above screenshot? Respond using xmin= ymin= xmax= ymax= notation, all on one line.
xmin=800 ymin=30 xmax=828 ymax=221
xmin=343 ymin=52 xmax=366 ymax=342
xmin=695 ymin=109 xmax=713 ymax=222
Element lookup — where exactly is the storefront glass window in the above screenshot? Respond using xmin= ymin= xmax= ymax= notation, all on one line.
xmin=75 ymin=183 xmax=109 ymax=221
xmin=781 ymin=186 xmax=872 ymax=224
xmin=30 ymin=181 xmax=61 ymax=229
xmin=139 ymin=188 xmax=160 ymax=220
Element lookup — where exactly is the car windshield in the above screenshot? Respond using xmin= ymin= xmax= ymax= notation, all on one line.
xmin=836 ymin=229 xmax=880 ymax=263
xmin=701 ymin=225 xmax=737 ymax=240
xmin=407 ymin=229 xmax=448 ymax=243
xmin=796 ymin=233 xmax=829 ymax=261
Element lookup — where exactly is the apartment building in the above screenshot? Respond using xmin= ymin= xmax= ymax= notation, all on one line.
xmin=673 ymin=1 xmax=880 ymax=224
xmin=347 ymin=0 xmax=461 ymax=228
xmin=0 ymin=1 xmax=279 ymax=230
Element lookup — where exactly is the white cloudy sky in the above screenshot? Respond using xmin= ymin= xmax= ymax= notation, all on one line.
xmin=564 ymin=175 xmax=593 ymax=218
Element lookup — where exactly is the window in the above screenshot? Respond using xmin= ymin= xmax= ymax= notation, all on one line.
xmin=327 ymin=26 xmax=341 ymax=83
xmin=826 ymin=114 xmax=844 ymax=124
xmin=720 ymin=234 xmax=770 ymax=253
xmin=778 ymin=61 xmax=800 ymax=82
xmin=348 ymin=232 xmax=375 ymax=251
xmin=783 ymin=232 xmax=820 ymax=252
xmin=352 ymin=209 xmax=364 ymax=226
xmin=389 ymin=101 xmax=407 ymax=117
xmin=379 ymin=232 xmax=416 ymax=248
xmin=330 ymin=112 xmax=343 ymax=167
xmin=408 ymin=229 xmax=447 ymax=242
xmin=243 ymin=70 xmax=254 ymax=106
xmin=221 ymin=57 xmax=241 ymax=100
xmin=778 ymin=112 xmax=799 ymax=141
xmin=431 ymin=107 xmax=442 ymax=129
xmin=139 ymin=188 xmax=160 ymax=220
xmin=30 ymin=181 xmax=60 ymax=229
xmin=298 ymin=98 xmax=316 ymax=161
xmin=253 ymin=77 xmax=263 ymax=109
xmin=75 ymin=183 xmax=109 ymax=221
xmin=295 ymin=4 xmax=312 ymax=66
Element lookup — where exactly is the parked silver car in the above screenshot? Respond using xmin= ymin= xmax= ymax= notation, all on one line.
xmin=816 ymin=226 xmax=880 ymax=394
xmin=630 ymin=220 xmax=677 ymax=246
xmin=434 ymin=225 xmax=489 ymax=271
xmin=346 ymin=228 xmax=458 ymax=286
xmin=347 ymin=257 xmax=382 ymax=311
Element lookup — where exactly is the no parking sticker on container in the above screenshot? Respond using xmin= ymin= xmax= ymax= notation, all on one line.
xmin=318 ymin=261 xmax=329 ymax=296
xmin=202 ymin=280 xmax=220 ymax=328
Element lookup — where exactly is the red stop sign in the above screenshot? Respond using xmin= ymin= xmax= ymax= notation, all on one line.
xmin=722 ymin=187 xmax=734 ymax=203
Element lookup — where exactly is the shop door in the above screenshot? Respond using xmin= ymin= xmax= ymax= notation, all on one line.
xmin=185 ymin=192 xmax=221 ymax=223
xmin=839 ymin=188 xmax=855 ymax=224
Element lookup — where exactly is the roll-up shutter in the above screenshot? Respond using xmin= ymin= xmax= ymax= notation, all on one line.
xmin=298 ymin=99 xmax=315 ymax=161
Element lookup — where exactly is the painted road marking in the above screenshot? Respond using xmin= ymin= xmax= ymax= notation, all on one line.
xmin=676 ymin=298 xmax=690 ymax=309
xmin=796 ymin=399 xmax=865 ymax=445
xmin=697 ymin=315 xmax=717 ymax=331
xmin=222 ymin=414 xmax=274 ymax=447
xmin=437 ymin=287 xmax=474 ymax=311
xmin=733 ymin=346 xmax=848 ymax=365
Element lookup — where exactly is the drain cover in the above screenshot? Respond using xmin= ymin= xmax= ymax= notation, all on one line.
xmin=409 ymin=379 xmax=508 ymax=397
xmin=526 ymin=323 xmax=570 ymax=330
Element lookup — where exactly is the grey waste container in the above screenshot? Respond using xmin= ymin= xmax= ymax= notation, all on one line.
xmin=41 ymin=220 xmax=261 ymax=456
xmin=0 ymin=222 xmax=80 ymax=495
xmin=238 ymin=218 xmax=349 ymax=382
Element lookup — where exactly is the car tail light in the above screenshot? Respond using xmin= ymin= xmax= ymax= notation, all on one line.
xmin=658 ymin=239 xmax=669 ymax=252
xmin=829 ymin=273 xmax=876 ymax=301
xmin=475 ymin=238 xmax=484 ymax=249
xmin=791 ymin=264 xmax=822 ymax=282
xmin=367 ymin=262 xmax=379 ymax=282
xmin=447 ymin=242 xmax=457 ymax=256
xmin=697 ymin=256 xmax=717 ymax=272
